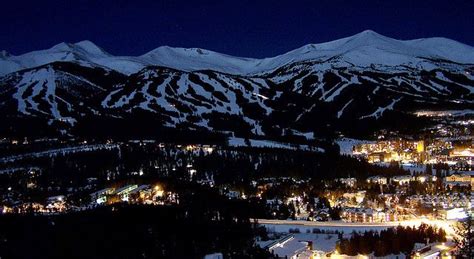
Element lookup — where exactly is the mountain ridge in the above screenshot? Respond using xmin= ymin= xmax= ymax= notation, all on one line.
xmin=0 ymin=30 xmax=473 ymax=139
xmin=2 ymin=30 xmax=474 ymax=77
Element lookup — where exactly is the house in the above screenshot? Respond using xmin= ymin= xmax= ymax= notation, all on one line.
xmin=294 ymin=233 xmax=338 ymax=257
xmin=259 ymin=233 xmax=339 ymax=259
xmin=115 ymin=184 xmax=138 ymax=202
xmin=411 ymin=242 xmax=455 ymax=259
xmin=342 ymin=191 xmax=366 ymax=204
xmin=444 ymin=173 xmax=472 ymax=189
xmin=366 ymin=176 xmax=388 ymax=185
xmin=127 ymin=185 xmax=151 ymax=200
xmin=368 ymin=152 xmax=390 ymax=163
xmin=264 ymin=235 xmax=310 ymax=259
xmin=46 ymin=195 xmax=66 ymax=212
xmin=416 ymin=174 xmax=437 ymax=183
xmin=90 ymin=188 xmax=116 ymax=204
xmin=337 ymin=178 xmax=357 ymax=187
xmin=392 ymin=175 xmax=413 ymax=185
xmin=438 ymin=208 xmax=468 ymax=220
xmin=226 ymin=190 xmax=242 ymax=199
xmin=203 ymin=253 xmax=223 ymax=259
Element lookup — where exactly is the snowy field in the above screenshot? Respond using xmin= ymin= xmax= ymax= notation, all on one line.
xmin=335 ymin=138 xmax=375 ymax=156
xmin=374 ymin=162 xmax=427 ymax=174
xmin=258 ymin=218 xmax=457 ymax=236
xmin=227 ymin=137 xmax=324 ymax=152
xmin=414 ymin=109 xmax=474 ymax=117
xmin=0 ymin=144 xmax=119 ymax=163
xmin=262 ymin=222 xmax=394 ymax=234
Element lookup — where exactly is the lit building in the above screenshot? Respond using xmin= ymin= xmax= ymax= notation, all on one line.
xmin=262 ymin=235 xmax=310 ymax=259
xmin=438 ymin=208 xmax=468 ymax=220
xmin=115 ymin=184 xmax=138 ymax=202
xmin=444 ymin=174 xmax=472 ymax=190
xmin=90 ymin=188 xmax=116 ymax=204
xmin=392 ymin=175 xmax=413 ymax=185
xmin=417 ymin=140 xmax=425 ymax=153
xmin=342 ymin=191 xmax=366 ymax=204
xmin=411 ymin=242 xmax=455 ymax=259
xmin=337 ymin=177 xmax=357 ymax=187
xmin=366 ymin=176 xmax=388 ymax=185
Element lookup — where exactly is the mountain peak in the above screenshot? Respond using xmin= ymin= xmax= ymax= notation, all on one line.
xmin=348 ymin=30 xmax=394 ymax=44
xmin=50 ymin=42 xmax=75 ymax=51
xmin=143 ymin=46 xmax=212 ymax=57
xmin=48 ymin=40 xmax=109 ymax=57
xmin=1 ymin=31 xmax=473 ymax=77
xmin=357 ymin=29 xmax=380 ymax=36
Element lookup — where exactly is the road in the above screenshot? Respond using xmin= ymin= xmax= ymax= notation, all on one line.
xmin=255 ymin=218 xmax=457 ymax=237
xmin=0 ymin=144 xmax=119 ymax=163
xmin=257 ymin=218 xmax=408 ymax=227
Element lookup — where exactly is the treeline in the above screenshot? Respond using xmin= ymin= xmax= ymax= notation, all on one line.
xmin=196 ymin=147 xmax=408 ymax=185
xmin=1 ymin=143 xmax=410 ymax=191
xmin=337 ymin=224 xmax=447 ymax=256
xmin=0 ymin=183 xmax=271 ymax=259
xmin=0 ymin=143 xmax=413 ymax=207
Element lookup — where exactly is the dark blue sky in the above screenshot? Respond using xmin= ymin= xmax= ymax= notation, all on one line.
xmin=2 ymin=0 xmax=473 ymax=58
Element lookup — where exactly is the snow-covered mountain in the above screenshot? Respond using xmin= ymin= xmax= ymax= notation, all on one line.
xmin=2 ymin=30 xmax=473 ymax=77
xmin=0 ymin=30 xmax=473 ymax=139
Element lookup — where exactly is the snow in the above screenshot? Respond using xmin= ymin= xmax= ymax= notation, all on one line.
xmin=337 ymin=99 xmax=353 ymax=119
xmin=0 ymin=144 xmax=119 ymax=164
xmin=260 ymin=218 xmax=447 ymax=235
xmin=336 ymin=138 xmax=375 ymax=156
xmin=227 ymin=137 xmax=324 ymax=152
xmin=262 ymin=223 xmax=393 ymax=234
xmin=414 ymin=109 xmax=474 ymax=117
xmin=0 ymin=167 xmax=40 ymax=175
xmin=292 ymin=233 xmax=340 ymax=253
xmin=375 ymin=162 xmax=427 ymax=174
xmin=266 ymin=236 xmax=308 ymax=258
xmin=292 ymin=131 xmax=315 ymax=140
xmin=323 ymin=74 xmax=360 ymax=102
xmin=11 ymin=66 xmax=77 ymax=124
xmin=2 ymin=30 xmax=473 ymax=76
xmin=360 ymin=97 xmax=402 ymax=120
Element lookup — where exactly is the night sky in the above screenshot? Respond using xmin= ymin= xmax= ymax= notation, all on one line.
xmin=2 ymin=0 xmax=473 ymax=58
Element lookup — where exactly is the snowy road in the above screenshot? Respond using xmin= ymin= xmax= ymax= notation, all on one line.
xmin=256 ymin=218 xmax=457 ymax=237
xmin=0 ymin=144 xmax=120 ymax=163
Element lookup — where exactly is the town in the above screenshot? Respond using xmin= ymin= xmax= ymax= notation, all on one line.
xmin=0 ymin=133 xmax=472 ymax=258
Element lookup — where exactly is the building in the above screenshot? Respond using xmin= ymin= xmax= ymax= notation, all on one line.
xmin=203 ymin=253 xmax=223 ymax=259
xmin=294 ymin=233 xmax=338 ymax=258
xmin=366 ymin=176 xmax=388 ymax=185
xmin=417 ymin=140 xmax=425 ymax=153
xmin=262 ymin=235 xmax=310 ymax=259
xmin=337 ymin=178 xmax=357 ymax=187
xmin=342 ymin=191 xmax=366 ymax=204
xmin=115 ymin=184 xmax=138 ymax=202
xmin=411 ymin=242 xmax=455 ymax=259
xmin=438 ymin=208 xmax=468 ymax=220
xmin=416 ymin=174 xmax=437 ymax=183
xmin=444 ymin=174 xmax=472 ymax=189
xmin=392 ymin=175 xmax=413 ymax=185
xmin=225 ymin=190 xmax=242 ymax=199
xmin=46 ymin=195 xmax=66 ymax=212
xmin=128 ymin=185 xmax=152 ymax=202
xmin=90 ymin=188 xmax=115 ymax=204
xmin=342 ymin=208 xmax=397 ymax=223
xmin=367 ymin=152 xmax=389 ymax=163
